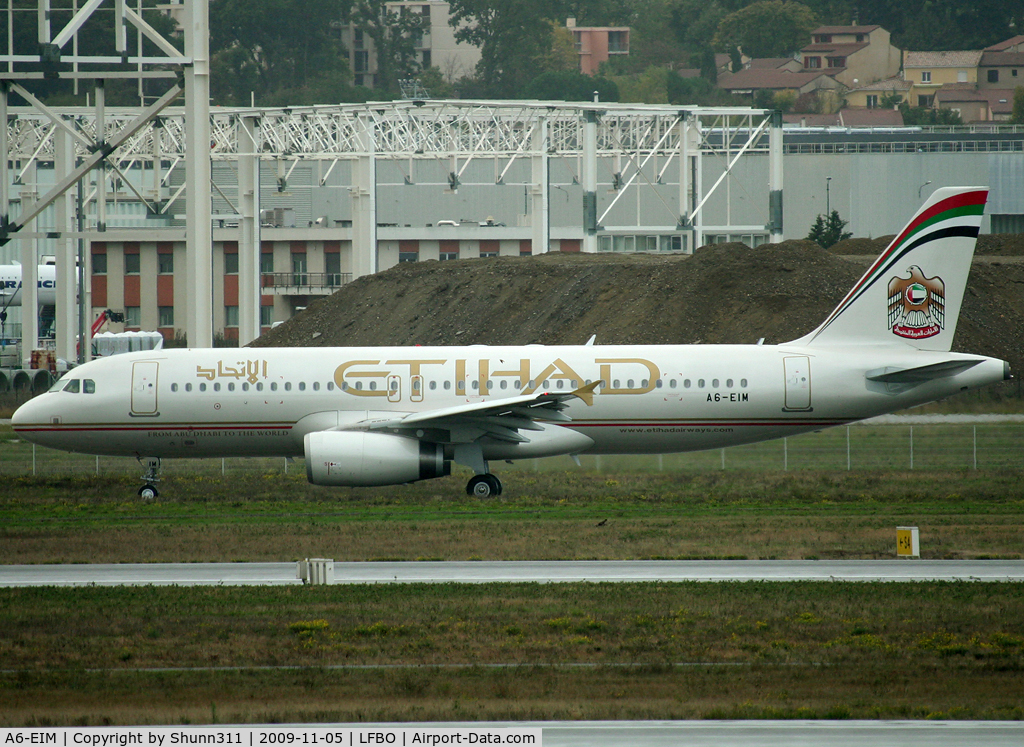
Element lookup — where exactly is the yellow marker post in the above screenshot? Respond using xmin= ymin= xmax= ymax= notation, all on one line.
xmin=896 ymin=526 xmax=920 ymax=558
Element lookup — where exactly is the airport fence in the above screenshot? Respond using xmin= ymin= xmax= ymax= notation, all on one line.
xmin=1 ymin=422 xmax=1022 ymax=478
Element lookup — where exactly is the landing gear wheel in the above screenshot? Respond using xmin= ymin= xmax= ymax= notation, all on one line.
xmin=137 ymin=456 xmax=162 ymax=501
xmin=466 ymin=473 xmax=502 ymax=498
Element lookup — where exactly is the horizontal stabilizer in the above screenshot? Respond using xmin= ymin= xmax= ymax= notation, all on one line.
xmin=865 ymin=359 xmax=982 ymax=384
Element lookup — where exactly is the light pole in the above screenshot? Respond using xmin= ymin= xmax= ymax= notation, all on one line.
xmin=826 ymin=176 xmax=832 ymax=216
xmin=918 ymin=180 xmax=932 ymax=200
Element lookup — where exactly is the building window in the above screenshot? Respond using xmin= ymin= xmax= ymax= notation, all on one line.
xmin=607 ymin=30 xmax=628 ymax=54
xmin=260 ymin=305 xmax=273 ymax=327
xmin=988 ymin=69 xmax=999 ymax=83
xmin=125 ymin=306 xmax=140 ymax=327
xmin=260 ymin=252 xmax=274 ymax=274
xmin=399 ymin=252 xmax=418 ymax=263
xmin=158 ymin=253 xmax=173 ymax=274
xmin=421 ymin=50 xmax=431 ymax=68
xmin=855 ymin=34 xmax=864 ymax=42
xmin=921 ymin=71 xmax=931 ymax=83
xmin=918 ymin=94 xmax=933 ymax=107
xmin=958 ymin=70 xmax=968 ymax=82
xmin=815 ymin=34 xmax=831 ymax=43
xmin=291 ymin=253 xmax=307 ymax=284
xmin=866 ymin=94 xmax=878 ymax=108
xmin=353 ymin=29 xmax=364 ymax=48
xmin=828 ymin=57 xmax=845 ymax=68
xmin=439 ymin=251 xmax=458 ymax=261
xmin=224 ymin=253 xmax=239 ymax=274
xmin=92 ymin=253 xmax=107 ymax=274
xmin=355 ymin=50 xmax=369 ymax=73
xmin=124 ymin=254 xmax=140 ymax=274
xmin=804 ymin=56 xmax=821 ymax=69
xmin=225 ymin=306 xmax=239 ymax=327
xmin=158 ymin=306 xmax=174 ymax=327
xmin=325 ymin=252 xmax=342 ymax=283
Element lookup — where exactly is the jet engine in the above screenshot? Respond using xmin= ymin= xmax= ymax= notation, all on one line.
xmin=304 ymin=431 xmax=449 ymax=487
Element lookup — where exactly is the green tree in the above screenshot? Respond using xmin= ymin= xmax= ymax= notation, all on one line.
xmin=713 ymin=0 xmax=817 ymax=59
xmin=523 ymin=70 xmax=619 ymax=102
xmin=1010 ymin=87 xmax=1024 ymax=125
xmin=209 ymin=0 xmax=351 ymax=106
xmin=898 ymin=103 xmax=963 ymax=126
xmin=350 ymin=0 xmax=425 ymax=97
xmin=536 ymin=21 xmax=581 ymax=73
xmin=447 ymin=0 xmax=562 ymax=97
xmin=807 ymin=210 xmax=852 ymax=250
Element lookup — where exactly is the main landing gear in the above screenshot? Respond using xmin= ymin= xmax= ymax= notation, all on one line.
xmin=466 ymin=473 xmax=502 ymax=498
xmin=137 ymin=456 xmax=161 ymax=501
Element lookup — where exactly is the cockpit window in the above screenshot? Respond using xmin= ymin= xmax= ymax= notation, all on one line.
xmin=83 ymin=379 xmax=96 ymax=394
xmin=63 ymin=379 xmax=81 ymax=393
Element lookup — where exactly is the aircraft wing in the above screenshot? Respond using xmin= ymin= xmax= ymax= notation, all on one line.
xmin=345 ymin=381 xmax=599 ymax=444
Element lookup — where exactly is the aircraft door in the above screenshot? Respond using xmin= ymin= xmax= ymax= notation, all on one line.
xmin=783 ymin=356 xmax=811 ymax=411
xmin=387 ymin=374 xmax=402 ymax=403
xmin=131 ymin=361 xmax=159 ymax=415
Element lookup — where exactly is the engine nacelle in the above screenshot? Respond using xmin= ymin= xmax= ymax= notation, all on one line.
xmin=304 ymin=431 xmax=449 ymax=487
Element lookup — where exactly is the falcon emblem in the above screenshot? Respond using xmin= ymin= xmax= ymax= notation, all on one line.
xmin=887 ymin=266 xmax=944 ymax=340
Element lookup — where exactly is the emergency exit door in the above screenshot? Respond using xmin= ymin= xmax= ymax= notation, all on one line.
xmin=131 ymin=361 xmax=159 ymax=415
xmin=783 ymin=356 xmax=811 ymax=411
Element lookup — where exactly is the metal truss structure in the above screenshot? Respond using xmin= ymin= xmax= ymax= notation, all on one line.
xmin=3 ymin=6 xmax=782 ymax=355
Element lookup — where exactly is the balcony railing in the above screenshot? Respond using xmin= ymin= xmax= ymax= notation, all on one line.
xmin=261 ymin=272 xmax=352 ymax=292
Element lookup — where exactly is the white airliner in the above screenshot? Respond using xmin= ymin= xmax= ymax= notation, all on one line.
xmin=0 ymin=263 xmax=58 ymax=307
xmin=12 ymin=187 xmax=1010 ymax=499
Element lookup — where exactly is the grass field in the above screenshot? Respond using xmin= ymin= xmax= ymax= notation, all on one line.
xmin=2 ymin=582 xmax=1023 ymax=725
xmin=2 ymin=422 xmax=1024 ymax=725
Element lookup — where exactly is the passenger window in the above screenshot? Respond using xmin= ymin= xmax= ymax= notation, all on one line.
xmin=185 ymin=383 xmax=192 ymax=393
xmin=284 ymin=382 xmax=292 ymax=391
xmin=355 ymin=382 xmax=363 ymax=390
xmin=228 ymin=383 xmax=235 ymax=392
xmin=499 ymin=380 xmax=507 ymax=390
xmin=299 ymin=382 xmax=306 ymax=391
xmin=444 ymin=381 xmax=451 ymax=390
xmin=698 ymin=379 xmax=705 ymax=388
xmin=684 ymin=379 xmax=690 ymax=388
xmin=457 ymin=381 xmax=465 ymax=391
xmin=200 ymin=383 xmax=207 ymax=392
xmin=313 ymin=382 xmax=320 ymax=391
xmin=429 ymin=381 xmax=437 ymax=390
xmin=712 ymin=379 xmax=719 ymax=388
xmin=242 ymin=383 xmax=249 ymax=391
xmin=571 ymin=380 xmax=579 ymax=388
xmin=171 ymin=383 xmax=178 ymax=392
xmin=627 ymin=379 xmax=634 ymax=388
xmin=741 ymin=378 xmax=748 ymax=388
xmin=213 ymin=383 xmax=221 ymax=392
xmin=327 ymin=382 xmax=334 ymax=391
xmin=556 ymin=380 xmax=564 ymax=389
xmin=656 ymin=379 xmax=663 ymax=388
xmin=369 ymin=381 xmax=377 ymax=391
xmin=726 ymin=379 xmax=733 ymax=388
xmin=341 ymin=382 xmax=348 ymax=391
xmin=256 ymin=383 xmax=263 ymax=391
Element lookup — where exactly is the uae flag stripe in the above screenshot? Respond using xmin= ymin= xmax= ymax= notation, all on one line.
xmin=812 ymin=190 xmax=986 ymax=337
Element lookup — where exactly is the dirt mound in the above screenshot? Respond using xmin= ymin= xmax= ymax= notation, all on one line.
xmin=830 ymin=233 xmax=1024 ymax=256
xmin=250 ymin=239 xmax=1024 ymax=374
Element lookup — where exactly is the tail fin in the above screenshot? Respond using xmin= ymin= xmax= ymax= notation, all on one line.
xmin=793 ymin=186 xmax=987 ymax=350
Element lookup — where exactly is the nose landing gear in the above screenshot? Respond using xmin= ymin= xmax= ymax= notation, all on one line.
xmin=137 ymin=456 xmax=161 ymax=501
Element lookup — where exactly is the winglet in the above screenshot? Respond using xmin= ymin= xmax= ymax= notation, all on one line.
xmin=571 ymin=380 xmax=601 ymax=406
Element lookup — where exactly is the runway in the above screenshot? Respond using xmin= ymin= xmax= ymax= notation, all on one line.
xmin=3 ymin=559 xmax=1024 ymax=587
xmin=403 ymin=720 xmax=1024 ymax=747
